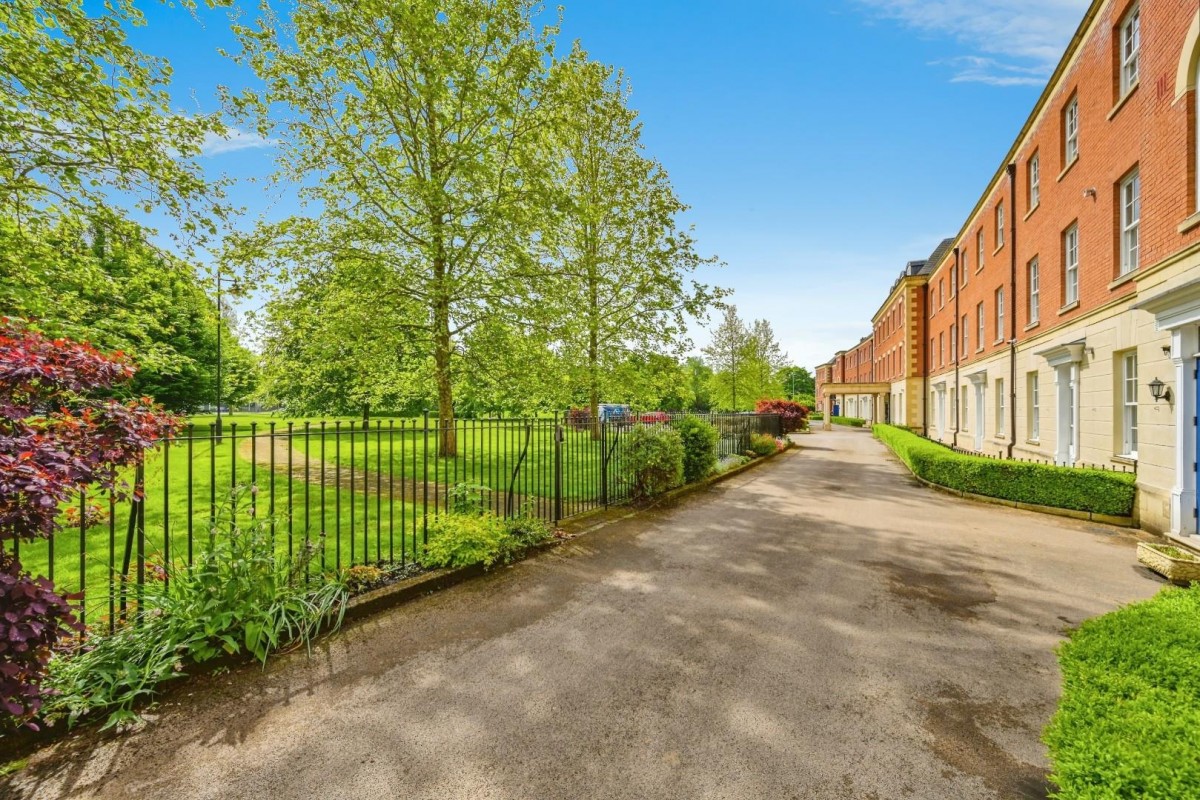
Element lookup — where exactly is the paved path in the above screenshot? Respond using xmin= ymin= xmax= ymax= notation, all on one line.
xmin=8 ymin=427 xmax=1162 ymax=799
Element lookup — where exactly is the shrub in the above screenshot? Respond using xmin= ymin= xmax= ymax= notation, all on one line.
xmin=673 ymin=415 xmax=719 ymax=483
xmin=809 ymin=412 xmax=824 ymax=421
xmin=504 ymin=513 xmax=554 ymax=548
xmin=755 ymin=398 xmax=809 ymax=433
xmin=0 ymin=319 xmax=178 ymax=730
xmin=624 ymin=423 xmax=684 ymax=501
xmin=873 ymin=424 xmax=1136 ymax=517
xmin=418 ymin=512 xmax=512 ymax=568
xmin=831 ymin=415 xmax=866 ymax=427
xmin=1044 ymin=586 xmax=1200 ymax=799
xmin=42 ymin=487 xmax=349 ymax=730
xmin=447 ymin=482 xmax=491 ymax=514
xmin=748 ymin=433 xmax=777 ymax=456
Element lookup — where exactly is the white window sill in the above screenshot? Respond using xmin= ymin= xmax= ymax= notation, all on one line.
xmin=1108 ymin=271 xmax=1137 ymax=291
xmin=1107 ymin=83 xmax=1138 ymax=121
xmin=1057 ymin=156 xmax=1079 ymax=182
xmin=1058 ymin=300 xmax=1080 ymax=316
xmin=1178 ymin=211 xmax=1200 ymax=234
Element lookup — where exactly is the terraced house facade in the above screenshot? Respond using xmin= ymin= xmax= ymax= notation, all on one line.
xmin=817 ymin=0 xmax=1200 ymax=539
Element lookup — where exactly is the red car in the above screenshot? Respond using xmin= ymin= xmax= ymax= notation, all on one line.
xmin=637 ymin=411 xmax=671 ymax=424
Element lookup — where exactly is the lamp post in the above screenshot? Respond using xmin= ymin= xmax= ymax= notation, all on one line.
xmin=215 ymin=269 xmax=224 ymax=441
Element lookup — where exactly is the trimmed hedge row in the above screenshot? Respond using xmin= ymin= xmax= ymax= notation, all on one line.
xmin=872 ymin=424 xmax=1135 ymax=517
xmin=831 ymin=416 xmax=866 ymax=427
xmin=1045 ymin=586 xmax=1200 ymax=799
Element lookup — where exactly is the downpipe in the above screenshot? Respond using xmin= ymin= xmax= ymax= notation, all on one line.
xmin=1007 ymin=162 xmax=1018 ymax=460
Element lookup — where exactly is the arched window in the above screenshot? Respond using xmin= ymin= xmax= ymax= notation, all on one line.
xmin=1175 ymin=11 xmax=1200 ymax=210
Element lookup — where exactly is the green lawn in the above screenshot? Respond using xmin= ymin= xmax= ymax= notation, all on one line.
xmin=22 ymin=417 xmax=623 ymax=627
xmin=20 ymin=437 xmax=423 ymax=629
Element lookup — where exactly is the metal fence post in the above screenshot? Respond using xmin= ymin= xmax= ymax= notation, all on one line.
xmin=554 ymin=423 xmax=564 ymax=524
xmin=600 ymin=419 xmax=609 ymax=508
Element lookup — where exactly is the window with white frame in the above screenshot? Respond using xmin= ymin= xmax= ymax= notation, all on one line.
xmin=940 ymin=332 xmax=945 ymax=367
xmin=1028 ymin=372 xmax=1040 ymax=440
xmin=1120 ymin=168 xmax=1140 ymax=275
xmin=961 ymin=251 xmax=969 ymax=285
xmin=996 ymin=378 xmax=1007 ymax=436
xmin=1122 ymin=352 xmax=1138 ymax=457
xmin=1028 ymin=257 xmax=1040 ymax=325
xmin=1064 ymin=223 xmax=1079 ymax=305
xmin=976 ymin=302 xmax=985 ymax=350
xmin=961 ymin=389 xmax=969 ymax=431
xmin=996 ymin=202 xmax=1005 ymax=248
xmin=951 ymin=266 xmax=957 ymax=296
xmin=962 ymin=314 xmax=969 ymax=354
xmin=977 ymin=230 xmax=985 ymax=270
xmin=1028 ymin=152 xmax=1040 ymax=209
xmin=940 ymin=279 xmax=945 ymax=309
xmin=1120 ymin=5 xmax=1140 ymax=97
xmin=995 ymin=287 xmax=1005 ymax=342
xmin=950 ymin=323 xmax=957 ymax=361
xmin=1064 ymin=94 xmax=1079 ymax=164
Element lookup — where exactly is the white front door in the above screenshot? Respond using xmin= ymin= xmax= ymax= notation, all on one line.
xmin=973 ymin=384 xmax=984 ymax=451
xmin=1055 ymin=364 xmax=1078 ymax=465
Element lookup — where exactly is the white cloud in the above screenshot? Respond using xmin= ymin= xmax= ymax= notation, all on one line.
xmin=855 ymin=0 xmax=1089 ymax=85
xmin=200 ymin=127 xmax=279 ymax=157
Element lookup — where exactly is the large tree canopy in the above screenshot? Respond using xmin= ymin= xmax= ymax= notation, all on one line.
xmin=0 ymin=0 xmax=227 ymax=245
xmin=225 ymin=0 xmax=559 ymax=453
xmin=538 ymin=47 xmax=722 ymax=434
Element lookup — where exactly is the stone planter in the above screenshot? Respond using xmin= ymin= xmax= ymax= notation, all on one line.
xmin=1137 ymin=542 xmax=1200 ymax=584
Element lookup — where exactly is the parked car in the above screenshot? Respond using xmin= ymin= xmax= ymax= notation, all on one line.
xmin=598 ymin=403 xmax=632 ymax=423
xmin=637 ymin=411 xmax=671 ymax=424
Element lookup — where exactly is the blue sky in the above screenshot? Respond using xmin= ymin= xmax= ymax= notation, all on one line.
xmin=130 ymin=0 xmax=1090 ymax=371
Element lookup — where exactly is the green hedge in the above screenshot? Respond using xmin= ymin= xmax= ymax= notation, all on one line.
xmin=1045 ymin=586 xmax=1200 ymax=799
xmin=831 ymin=415 xmax=866 ymax=427
xmin=872 ymin=424 xmax=1135 ymax=517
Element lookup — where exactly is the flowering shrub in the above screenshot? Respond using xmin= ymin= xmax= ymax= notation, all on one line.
xmin=748 ymin=433 xmax=777 ymax=456
xmin=755 ymin=398 xmax=809 ymax=433
xmin=0 ymin=318 xmax=178 ymax=730
xmin=566 ymin=406 xmax=591 ymax=432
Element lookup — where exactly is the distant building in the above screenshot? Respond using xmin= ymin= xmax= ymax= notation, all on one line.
xmin=817 ymin=0 xmax=1200 ymax=539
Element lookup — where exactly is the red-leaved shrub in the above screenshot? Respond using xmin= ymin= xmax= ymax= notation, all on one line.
xmin=755 ymin=398 xmax=809 ymax=433
xmin=0 ymin=318 xmax=179 ymax=729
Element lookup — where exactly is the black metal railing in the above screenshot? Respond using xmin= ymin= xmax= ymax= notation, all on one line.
xmin=17 ymin=412 xmax=782 ymax=633
xmin=916 ymin=431 xmax=1136 ymax=474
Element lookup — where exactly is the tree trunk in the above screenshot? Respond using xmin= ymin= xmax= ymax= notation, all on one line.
xmin=432 ymin=227 xmax=456 ymax=457
xmin=588 ymin=272 xmax=601 ymax=440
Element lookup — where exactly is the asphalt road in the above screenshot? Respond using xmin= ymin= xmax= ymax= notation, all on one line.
xmin=6 ymin=426 xmax=1162 ymax=799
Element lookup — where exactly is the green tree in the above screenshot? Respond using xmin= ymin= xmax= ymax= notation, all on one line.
xmin=0 ymin=0 xmax=226 ymax=245
xmin=743 ymin=318 xmax=788 ymax=402
xmin=541 ymin=48 xmax=721 ymax=435
xmin=225 ymin=0 xmax=558 ymax=455
xmin=0 ymin=219 xmax=255 ymax=411
xmin=685 ymin=357 xmax=714 ymax=412
xmin=703 ymin=305 xmax=750 ymax=410
xmin=777 ymin=366 xmax=815 ymax=400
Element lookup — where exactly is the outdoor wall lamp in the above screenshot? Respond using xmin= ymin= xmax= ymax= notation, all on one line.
xmin=1149 ymin=377 xmax=1171 ymax=403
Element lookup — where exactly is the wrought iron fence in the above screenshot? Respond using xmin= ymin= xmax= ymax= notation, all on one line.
xmin=917 ymin=432 xmax=1136 ymax=474
xmin=16 ymin=412 xmax=782 ymax=633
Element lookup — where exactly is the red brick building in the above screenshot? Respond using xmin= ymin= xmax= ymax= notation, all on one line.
xmin=816 ymin=0 xmax=1200 ymax=538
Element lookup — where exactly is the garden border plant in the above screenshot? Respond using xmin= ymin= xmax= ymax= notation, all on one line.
xmin=1044 ymin=586 xmax=1200 ymax=799
xmin=873 ymin=424 xmax=1135 ymax=518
